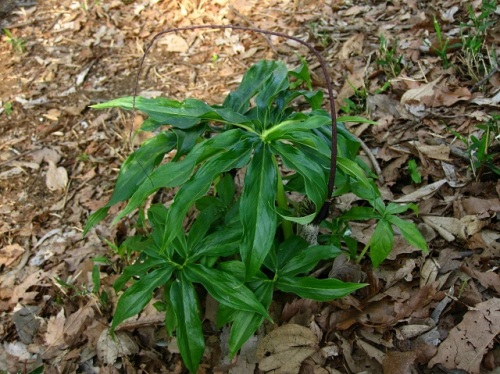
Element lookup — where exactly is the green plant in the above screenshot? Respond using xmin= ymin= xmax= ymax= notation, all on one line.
xmin=407 ymin=159 xmax=422 ymax=183
xmin=451 ymin=114 xmax=500 ymax=178
xmin=2 ymin=29 xmax=25 ymax=54
xmin=458 ymin=0 xmax=498 ymax=84
xmin=426 ymin=16 xmax=461 ymax=68
xmin=377 ymin=34 xmax=404 ymax=77
xmin=2 ymin=101 xmax=13 ymax=116
xmin=340 ymin=80 xmax=391 ymax=115
xmin=84 ymin=56 xmax=426 ymax=371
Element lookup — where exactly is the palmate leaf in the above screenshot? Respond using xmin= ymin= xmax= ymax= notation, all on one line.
xmin=170 ymin=274 xmax=204 ymax=374
xmin=239 ymin=143 xmax=277 ymax=279
xmin=276 ymin=276 xmax=366 ymax=302
xmin=111 ymin=264 xmax=175 ymax=332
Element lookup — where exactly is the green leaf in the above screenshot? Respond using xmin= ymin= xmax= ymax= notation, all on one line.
xmin=369 ymin=219 xmax=394 ymax=267
xmin=224 ymin=60 xmax=283 ymax=114
xmin=162 ymin=139 xmax=253 ymax=249
xmin=276 ymin=211 xmax=316 ymax=225
xmin=239 ymin=143 xmax=278 ymax=279
xmin=264 ymin=115 xmax=331 ymax=141
xmin=254 ymin=62 xmax=289 ymax=128
xmin=189 ymin=224 xmax=242 ymax=260
xmin=280 ymin=245 xmax=343 ymax=277
xmin=83 ymin=132 xmax=176 ymax=234
xmin=228 ymin=281 xmax=274 ymax=356
xmin=276 ymin=276 xmax=366 ymax=301
xmin=216 ymin=173 xmax=236 ymax=206
xmin=184 ymin=263 xmax=271 ymax=320
xmin=341 ymin=206 xmax=378 ymax=221
xmin=170 ymin=275 xmax=204 ymax=374
xmin=386 ymin=215 xmax=428 ymax=251
xmin=92 ymin=96 xmax=253 ymax=130
xmin=113 ymin=256 xmax=167 ymax=291
xmin=272 ymin=141 xmax=327 ymax=209
xmin=385 ymin=202 xmax=418 ymax=215
xmin=111 ymin=265 xmax=175 ymax=331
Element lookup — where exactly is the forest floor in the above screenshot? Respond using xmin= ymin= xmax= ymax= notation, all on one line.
xmin=0 ymin=0 xmax=499 ymax=373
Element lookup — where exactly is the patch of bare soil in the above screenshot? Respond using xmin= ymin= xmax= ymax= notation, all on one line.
xmin=0 ymin=0 xmax=498 ymax=373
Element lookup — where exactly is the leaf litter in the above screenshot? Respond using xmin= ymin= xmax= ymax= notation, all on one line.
xmin=0 ymin=0 xmax=499 ymax=373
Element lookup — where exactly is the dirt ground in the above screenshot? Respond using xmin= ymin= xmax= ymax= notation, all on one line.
xmin=0 ymin=0 xmax=499 ymax=373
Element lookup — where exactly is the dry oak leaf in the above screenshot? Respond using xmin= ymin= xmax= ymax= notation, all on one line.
xmin=428 ymin=297 xmax=500 ymax=374
xmin=256 ymin=324 xmax=318 ymax=374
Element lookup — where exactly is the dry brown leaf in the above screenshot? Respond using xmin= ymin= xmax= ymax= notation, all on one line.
xmin=256 ymin=324 xmax=318 ymax=374
xmin=461 ymin=265 xmax=500 ymax=294
xmin=408 ymin=141 xmax=451 ymax=161
xmin=382 ymin=351 xmax=417 ymax=374
xmin=45 ymin=308 xmax=66 ymax=347
xmin=0 ymin=244 xmax=25 ymax=268
xmin=97 ymin=329 xmax=139 ymax=365
xmin=401 ymin=78 xmax=471 ymax=107
xmin=10 ymin=269 xmax=49 ymax=306
xmin=63 ymin=303 xmax=95 ymax=346
xmin=158 ymin=34 xmax=189 ymax=52
xmin=46 ymin=161 xmax=68 ymax=191
xmin=428 ymin=297 xmax=500 ymax=373
xmin=422 ymin=215 xmax=487 ymax=241
xmin=339 ymin=34 xmax=364 ymax=59
xmin=356 ymin=339 xmax=385 ymax=364
xmin=393 ymin=179 xmax=447 ymax=203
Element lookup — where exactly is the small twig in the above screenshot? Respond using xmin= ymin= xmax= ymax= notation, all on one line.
xmin=470 ymin=64 xmax=499 ymax=92
xmin=0 ymin=148 xmax=39 ymax=168
xmin=228 ymin=5 xmax=279 ymax=55
xmin=357 ymin=136 xmax=385 ymax=184
xmin=134 ymin=25 xmax=338 ymax=224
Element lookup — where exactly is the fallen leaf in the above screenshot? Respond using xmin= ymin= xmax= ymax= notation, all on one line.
xmin=422 ymin=215 xmax=487 ymax=241
xmin=158 ymin=34 xmax=189 ymax=52
xmin=256 ymin=324 xmax=318 ymax=374
xmin=46 ymin=161 xmax=68 ymax=191
xmin=97 ymin=329 xmax=139 ymax=365
xmin=0 ymin=244 xmax=25 ymax=268
xmin=45 ymin=308 xmax=66 ymax=347
xmin=393 ymin=179 xmax=447 ymax=202
xmin=428 ymin=297 xmax=500 ymax=374
xmin=339 ymin=34 xmax=364 ymax=59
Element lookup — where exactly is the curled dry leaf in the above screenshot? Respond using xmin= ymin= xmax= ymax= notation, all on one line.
xmin=256 ymin=324 xmax=318 ymax=374
xmin=428 ymin=297 xmax=500 ymax=374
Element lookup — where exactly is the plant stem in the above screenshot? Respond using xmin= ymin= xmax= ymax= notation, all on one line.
xmin=274 ymin=156 xmax=293 ymax=239
xmin=356 ymin=242 xmax=370 ymax=264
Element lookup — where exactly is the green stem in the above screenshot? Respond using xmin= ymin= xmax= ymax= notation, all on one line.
xmin=274 ymin=156 xmax=293 ymax=239
xmin=356 ymin=242 xmax=370 ymax=264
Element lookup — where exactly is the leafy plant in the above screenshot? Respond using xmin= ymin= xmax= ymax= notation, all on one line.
xmin=451 ymin=114 xmax=500 ymax=178
xmin=84 ymin=54 xmax=426 ymax=371
xmin=377 ymin=34 xmax=404 ymax=77
xmin=2 ymin=29 xmax=25 ymax=54
xmin=458 ymin=0 xmax=498 ymax=84
xmin=407 ymin=159 xmax=422 ymax=183
xmin=426 ymin=16 xmax=461 ymax=69
xmin=2 ymin=101 xmax=13 ymax=116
